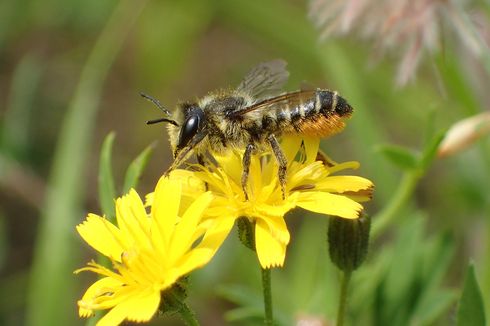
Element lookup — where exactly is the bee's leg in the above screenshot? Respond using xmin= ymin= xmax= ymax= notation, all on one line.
xmin=241 ymin=143 xmax=254 ymax=201
xmin=267 ymin=134 xmax=287 ymax=199
xmin=197 ymin=153 xmax=209 ymax=191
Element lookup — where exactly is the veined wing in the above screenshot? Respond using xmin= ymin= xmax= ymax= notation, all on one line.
xmin=228 ymin=89 xmax=352 ymax=138
xmin=228 ymin=90 xmax=316 ymax=117
xmin=236 ymin=59 xmax=290 ymax=101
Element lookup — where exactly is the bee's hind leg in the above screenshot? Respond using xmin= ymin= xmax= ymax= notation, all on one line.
xmin=241 ymin=143 xmax=254 ymax=201
xmin=268 ymin=134 xmax=287 ymax=199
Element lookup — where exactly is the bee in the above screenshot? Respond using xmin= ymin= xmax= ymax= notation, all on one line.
xmin=143 ymin=60 xmax=353 ymax=199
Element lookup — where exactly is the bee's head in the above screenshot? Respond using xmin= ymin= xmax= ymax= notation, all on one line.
xmin=142 ymin=92 xmax=206 ymax=168
xmin=171 ymin=103 xmax=205 ymax=158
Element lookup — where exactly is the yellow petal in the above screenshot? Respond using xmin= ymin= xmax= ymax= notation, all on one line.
xmin=151 ymin=177 xmax=182 ymax=248
xmin=176 ymin=216 xmax=235 ymax=275
xmin=144 ymin=192 xmax=154 ymax=207
xmin=327 ymin=161 xmax=360 ymax=174
xmin=96 ymin=288 xmax=160 ymax=326
xmin=303 ymin=137 xmax=320 ymax=164
xmin=176 ymin=247 xmax=216 ymax=276
xmin=297 ymin=192 xmax=362 ymax=219
xmin=76 ymin=214 xmax=126 ymax=262
xmin=257 ymin=215 xmax=290 ymax=245
xmin=280 ymin=136 xmax=303 ymax=162
xmin=254 ymin=202 xmax=295 ymax=219
xmin=115 ymin=189 xmax=151 ymax=248
xmin=169 ymin=192 xmax=213 ymax=263
xmin=255 ymin=219 xmax=287 ymax=268
xmin=169 ymin=169 xmax=207 ymax=210
xmin=197 ymin=216 xmax=235 ymax=255
xmin=78 ymin=277 xmax=121 ymax=317
xmin=315 ymin=176 xmax=374 ymax=193
xmin=214 ymin=151 xmax=243 ymax=183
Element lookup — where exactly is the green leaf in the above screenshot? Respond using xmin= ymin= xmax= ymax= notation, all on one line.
xmin=457 ymin=263 xmax=486 ymax=326
xmin=98 ymin=132 xmax=116 ymax=219
xmin=376 ymin=144 xmax=419 ymax=170
xmin=122 ymin=142 xmax=155 ymax=194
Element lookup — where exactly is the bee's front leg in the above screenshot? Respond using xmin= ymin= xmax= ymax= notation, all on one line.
xmin=197 ymin=153 xmax=209 ymax=191
xmin=241 ymin=143 xmax=254 ymax=201
xmin=268 ymin=134 xmax=287 ymax=199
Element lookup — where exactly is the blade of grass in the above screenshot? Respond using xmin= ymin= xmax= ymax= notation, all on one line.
xmin=25 ymin=1 xmax=149 ymax=325
xmin=457 ymin=263 xmax=486 ymax=326
xmin=98 ymin=132 xmax=116 ymax=220
xmin=122 ymin=142 xmax=155 ymax=194
xmin=1 ymin=54 xmax=43 ymax=160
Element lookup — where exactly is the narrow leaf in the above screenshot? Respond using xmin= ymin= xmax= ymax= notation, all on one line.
xmin=122 ymin=142 xmax=155 ymax=194
xmin=98 ymin=132 xmax=116 ymax=219
xmin=457 ymin=263 xmax=486 ymax=326
xmin=376 ymin=144 xmax=419 ymax=170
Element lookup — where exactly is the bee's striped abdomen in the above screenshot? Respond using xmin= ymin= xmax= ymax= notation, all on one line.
xmin=285 ymin=89 xmax=353 ymax=137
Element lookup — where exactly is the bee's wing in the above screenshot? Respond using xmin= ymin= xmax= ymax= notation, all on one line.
xmin=237 ymin=59 xmax=290 ymax=101
xmin=228 ymin=90 xmax=315 ymax=117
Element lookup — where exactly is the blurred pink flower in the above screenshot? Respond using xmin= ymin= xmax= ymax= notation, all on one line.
xmin=309 ymin=0 xmax=490 ymax=86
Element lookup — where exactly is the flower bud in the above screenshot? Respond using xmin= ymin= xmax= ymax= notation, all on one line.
xmin=159 ymin=276 xmax=189 ymax=314
xmin=237 ymin=217 xmax=255 ymax=251
xmin=328 ymin=214 xmax=371 ymax=272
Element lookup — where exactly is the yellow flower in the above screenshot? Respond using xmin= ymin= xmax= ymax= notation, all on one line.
xmin=75 ymin=177 xmax=227 ymax=326
xmin=154 ymin=136 xmax=374 ymax=269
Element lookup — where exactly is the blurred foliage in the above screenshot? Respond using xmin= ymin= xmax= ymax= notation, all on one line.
xmin=0 ymin=0 xmax=489 ymax=325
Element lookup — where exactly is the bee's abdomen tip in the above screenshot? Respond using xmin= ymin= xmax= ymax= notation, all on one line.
xmin=335 ymin=96 xmax=353 ymax=116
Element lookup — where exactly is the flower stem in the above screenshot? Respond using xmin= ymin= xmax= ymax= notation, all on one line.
xmin=261 ymin=267 xmax=274 ymax=325
xmin=336 ymin=271 xmax=352 ymax=326
xmin=178 ymin=302 xmax=200 ymax=326
xmin=371 ymin=172 xmax=420 ymax=240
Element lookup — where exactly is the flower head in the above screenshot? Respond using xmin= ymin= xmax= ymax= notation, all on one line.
xmin=309 ymin=0 xmax=490 ymax=86
xmin=156 ymin=137 xmax=373 ymax=269
xmin=75 ymin=177 xmax=223 ymax=326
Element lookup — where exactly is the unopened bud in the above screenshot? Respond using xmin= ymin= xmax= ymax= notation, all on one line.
xmin=328 ymin=214 xmax=371 ymax=272
xmin=159 ymin=276 xmax=189 ymax=314
xmin=438 ymin=112 xmax=490 ymax=158
xmin=237 ymin=217 xmax=255 ymax=251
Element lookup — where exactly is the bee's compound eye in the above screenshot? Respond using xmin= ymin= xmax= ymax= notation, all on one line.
xmin=177 ymin=112 xmax=201 ymax=149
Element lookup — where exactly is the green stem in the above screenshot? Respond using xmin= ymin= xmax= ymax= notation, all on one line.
xmin=178 ymin=302 xmax=200 ymax=326
xmin=371 ymin=171 xmax=421 ymax=240
xmin=336 ymin=271 xmax=352 ymax=326
xmin=261 ymin=267 xmax=274 ymax=326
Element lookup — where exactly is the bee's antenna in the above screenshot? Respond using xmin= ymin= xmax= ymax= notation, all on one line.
xmin=140 ymin=92 xmax=172 ymax=116
xmin=146 ymin=117 xmax=179 ymax=126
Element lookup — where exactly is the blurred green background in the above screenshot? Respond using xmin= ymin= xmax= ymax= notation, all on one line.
xmin=0 ymin=0 xmax=489 ymax=325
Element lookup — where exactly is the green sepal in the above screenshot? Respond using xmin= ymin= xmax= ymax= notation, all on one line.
xmin=328 ymin=214 xmax=371 ymax=272
xmin=159 ymin=276 xmax=190 ymax=315
xmin=237 ymin=217 xmax=255 ymax=251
